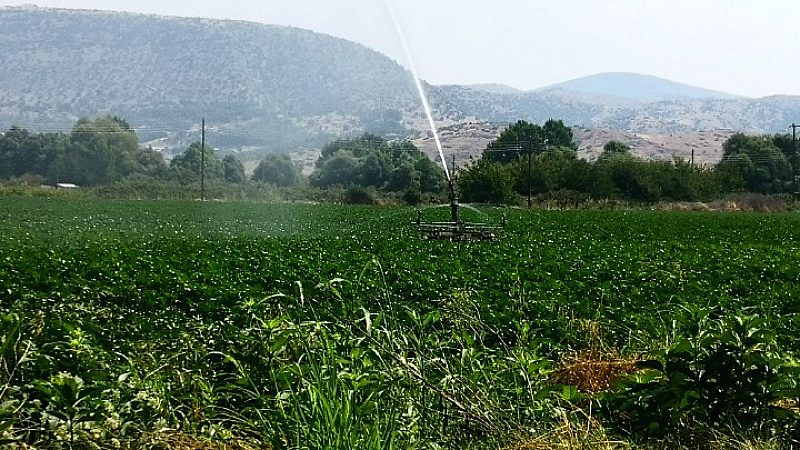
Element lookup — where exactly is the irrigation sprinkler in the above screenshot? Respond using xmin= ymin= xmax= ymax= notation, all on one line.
xmin=415 ymin=179 xmax=505 ymax=241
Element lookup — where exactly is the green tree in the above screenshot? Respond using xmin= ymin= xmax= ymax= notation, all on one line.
xmin=387 ymin=158 xmax=419 ymax=192
xmin=511 ymin=146 xmax=580 ymax=197
xmin=44 ymin=116 xmax=164 ymax=186
xmin=309 ymin=151 xmax=360 ymax=188
xmin=591 ymin=142 xmax=649 ymax=200
xmin=484 ymin=119 xmax=576 ymax=164
xmin=770 ymin=133 xmax=799 ymax=175
xmin=484 ymin=120 xmax=542 ymax=164
xmin=310 ymin=134 xmax=445 ymax=194
xmin=316 ymin=133 xmax=381 ymax=165
xmin=222 ymin=154 xmax=246 ymax=183
xmin=542 ymin=118 xmax=577 ymax=150
xmin=135 ymin=146 xmax=167 ymax=179
xmin=0 ymin=127 xmax=31 ymax=179
xmin=415 ymin=155 xmax=447 ymax=193
xmin=0 ymin=120 xmax=163 ymax=185
xmin=252 ymin=153 xmax=301 ymax=187
xmin=457 ymin=159 xmax=516 ymax=204
xmin=359 ymin=151 xmax=391 ymax=188
xmin=0 ymin=127 xmax=65 ymax=180
xmin=645 ymin=159 xmax=726 ymax=202
xmin=597 ymin=140 xmax=635 ymax=163
xmin=561 ymin=158 xmax=594 ymax=194
xmin=169 ymin=142 xmax=222 ymax=182
xmin=72 ymin=116 xmax=140 ymax=184
xmin=717 ymin=133 xmax=791 ymax=193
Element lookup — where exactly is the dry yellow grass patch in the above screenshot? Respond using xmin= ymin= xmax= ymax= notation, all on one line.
xmin=550 ymin=353 xmax=642 ymax=394
xmin=505 ymin=416 xmax=631 ymax=450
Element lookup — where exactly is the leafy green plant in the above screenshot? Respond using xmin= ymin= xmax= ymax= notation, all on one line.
xmin=604 ymin=311 xmax=800 ymax=443
xmin=35 ymin=372 xmax=103 ymax=448
xmin=0 ymin=313 xmax=34 ymax=446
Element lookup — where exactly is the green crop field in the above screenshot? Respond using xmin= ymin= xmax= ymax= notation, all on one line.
xmin=0 ymin=196 xmax=798 ymax=449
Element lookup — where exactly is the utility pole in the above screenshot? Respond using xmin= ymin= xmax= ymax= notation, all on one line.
xmin=527 ymin=140 xmax=533 ymax=209
xmin=792 ymin=123 xmax=800 ymax=194
xmin=200 ymin=118 xmax=205 ymax=202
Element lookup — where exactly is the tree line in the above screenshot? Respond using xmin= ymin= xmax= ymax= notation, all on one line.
xmin=457 ymin=119 xmax=799 ymax=205
xmin=1 ymin=115 xmax=797 ymax=205
xmin=0 ymin=117 xmax=247 ymax=187
xmin=0 ymin=117 xmax=443 ymax=202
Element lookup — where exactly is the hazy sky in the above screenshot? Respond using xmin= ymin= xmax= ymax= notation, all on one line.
xmin=3 ymin=1 xmax=798 ymax=98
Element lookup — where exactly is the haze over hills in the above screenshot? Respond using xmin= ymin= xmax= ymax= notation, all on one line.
xmin=536 ymin=72 xmax=742 ymax=102
xmin=2 ymin=6 xmax=799 ymax=167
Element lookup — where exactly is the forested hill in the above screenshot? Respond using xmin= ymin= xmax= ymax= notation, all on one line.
xmin=0 ymin=6 xmax=419 ymax=149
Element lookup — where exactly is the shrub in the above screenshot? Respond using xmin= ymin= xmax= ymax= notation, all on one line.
xmin=603 ymin=311 xmax=800 ymax=443
xmin=402 ymin=188 xmax=422 ymax=206
xmin=343 ymin=185 xmax=375 ymax=205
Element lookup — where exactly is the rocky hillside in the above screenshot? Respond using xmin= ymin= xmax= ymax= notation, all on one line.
xmin=405 ymin=122 xmax=734 ymax=177
xmin=0 ymin=6 xmax=418 ymax=153
xmin=2 ymin=6 xmax=799 ymax=164
xmin=429 ymin=86 xmax=800 ymax=135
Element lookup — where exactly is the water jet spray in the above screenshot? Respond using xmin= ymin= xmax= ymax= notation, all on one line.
xmin=383 ymin=0 xmax=450 ymax=181
xmin=382 ymin=2 xmax=504 ymax=240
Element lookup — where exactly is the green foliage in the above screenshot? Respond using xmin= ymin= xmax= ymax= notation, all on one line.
xmin=542 ymin=119 xmax=577 ymax=149
xmin=457 ymin=159 xmax=518 ymax=204
xmin=468 ymin=131 xmax=733 ymax=204
xmin=221 ymin=154 xmax=246 ymax=183
xmin=251 ymin=153 xmax=301 ymax=186
xmin=484 ymin=120 xmax=541 ymax=164
xmin=471 ymin=121 xmax=763 ymax=205
xmin=771 ymin=133 xmax=800 ymax=178
xmin=311 ymin=134 xmax=445 ymax=194
xmin=594 ymin=158 xmax=654 ymax=201
xmin=55 ymin=116 xmax=162 ymax=186
xmin=5 ymin=117 xmax=800 ymax=205
xmin=718 ymin=133 xmax=792 ymax=193
xmin=311 ymin=150 xmax=360 ymax=187
xmin=597 ymin=140 xmax=635 ymax=163
xmin=0 ymin=127 xmax=65 ymax=180
xmin=343 ymin=185 xmax=376 ymax=205
xmin=0 ymin=118 xmax=166 ymax=186
xmin=484 ymin=119 xmax=577 ymax=164
xmin=604 ymin=309 xmax=799 ymax=443
xmin=510 ymin=148 xmax=581 ymax=197
xmin=402 ymin=188 xmax=423 ymax=206
xmin=169 ymin=141 xmax=223 ymax=182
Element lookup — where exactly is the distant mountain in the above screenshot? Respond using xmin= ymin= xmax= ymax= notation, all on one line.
xmin=537 ymin=72 xmax=742 ymax=102
xmin=1 ymin=6 xmax=799 ymax=163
